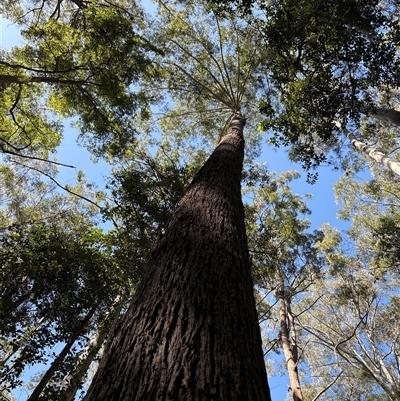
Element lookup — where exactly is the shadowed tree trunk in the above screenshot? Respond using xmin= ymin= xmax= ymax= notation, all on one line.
xmin=84 ymin=112 xmax=271 ymax=401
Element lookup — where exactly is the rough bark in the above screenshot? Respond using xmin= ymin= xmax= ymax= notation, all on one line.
xmin=84 ymin=113 xmax=271 ymax=401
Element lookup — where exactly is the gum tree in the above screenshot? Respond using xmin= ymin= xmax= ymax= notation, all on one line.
xmin=84 ymin=1 xmax=272 ymax=400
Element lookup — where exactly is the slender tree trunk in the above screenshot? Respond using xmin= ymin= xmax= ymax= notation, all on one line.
xmin=27 ymin=304 xmax=98 ymax=401
xmin=60 ymin=297 xmax=124 ymax=401
xmin=0 ymin=315 xmax=47 ymax=367
xmin=84 ymin=113 xmax=271 ymax=401
xmin=335 ymin=122 xmax=400 ymax=176
xmin=367 ymin=106 xmax=400 ymax=127
xmin=277 ymin=277 xmax=303 ymax=401
xmin=60 ymin=327 xmax=108 ymax=401
xmin=346 ymin=130 xmax=400 ymax=176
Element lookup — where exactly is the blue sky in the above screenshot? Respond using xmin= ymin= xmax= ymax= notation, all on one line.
xmin=0 ymin=13 xmax=347 ymax=231
xmin=1 ymin=11 xmax=355 ymax=401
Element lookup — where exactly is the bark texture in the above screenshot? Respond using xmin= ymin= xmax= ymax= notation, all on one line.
xmin=84 ymin=113 xmax=271 ymax=401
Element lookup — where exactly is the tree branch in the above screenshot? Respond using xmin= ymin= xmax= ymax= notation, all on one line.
xmin=311 ymin=371 xmax=343 ymax=401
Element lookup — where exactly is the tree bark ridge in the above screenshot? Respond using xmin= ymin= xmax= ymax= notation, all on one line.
xmin=84 ymin=113 xmax=271 ymax=401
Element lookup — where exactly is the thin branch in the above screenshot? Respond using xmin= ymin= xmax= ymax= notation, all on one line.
xmin=334 ymin=312 xmax=369 ymax=354
xmin=0 ymin=60 xmax=90 ymax=75
xmin=197 ymin=36 xmax=236 ymax=107
xmin=234 ymin=19 xmax=241 ymax=106
xmin=166 ymin=61 xmax=233 ymax=108
xmin=311 ymin=371 xmax=343 ymax=401
xmin=1 ymin=146 xmax=75 ymax=168
xmin=11 ymin=160 xmax=101 ymax=210
xmin=214 ymin=14 xmax=236 ymax=108
xmin=157 ymin=0 xmax=235 ymax=107
xmin=153 ymin=106 xmax=229 ymax=122
xmin=263 ymin=338 xmax=280 ymax=356
xmin=49 ymin=0 xmax=62 ymax=20
xmin=168 ymin=39 xmax=234 ymax=106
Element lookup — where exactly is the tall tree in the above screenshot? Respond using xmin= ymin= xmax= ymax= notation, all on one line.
xmin=84 ymin=112 xmax=271 ymax=401
xmin=83 ymin=2 xmax=273 ymax=398
xmin=245 ymin=168 xmax=323 ymax=401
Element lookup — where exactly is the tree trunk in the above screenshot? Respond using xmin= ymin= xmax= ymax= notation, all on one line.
xmin=369 ymin=106 xmax=400 ymax=127
xmin=346 ymin=130 xmax=400 ymax=176
xmin=27 ymin=304 xmax=98 ymax=401
xmin=60 ymin=297 xmax=124 ymax=401
xmin=60 ymin=327 xmax=108 ymax=401
xmin=1 ymin=315 xmax=47 ymax=367
xmin=84 ymin=112 xmax=271 ymax=401
xmin=277 ymin=285 xmax=303 ymax=401
xmin=335 ymin=122 xmax=400 ymax=176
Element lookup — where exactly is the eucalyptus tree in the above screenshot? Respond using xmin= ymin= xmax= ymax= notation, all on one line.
xmin=334 ymin=156 xmax=400 ymax=278
xmin=84 ymin=1 xmax=273 ymax=400
xmin=295 ymin=223 xmax=400 ymax=401
xmin=255 ymin=0 xmax=400 ymax=178
xmin=244 ymin=167 xmax=323 ymax=401
xmin=284 ymin=159 xmax=400 ymax=400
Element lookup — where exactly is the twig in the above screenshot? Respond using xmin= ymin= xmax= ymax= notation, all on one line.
xmin=311 ymin=371 xmax=343 ymax=401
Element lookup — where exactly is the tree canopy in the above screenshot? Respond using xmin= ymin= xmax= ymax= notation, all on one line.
xmin=1 ymin=0 xmax=400 ymax=400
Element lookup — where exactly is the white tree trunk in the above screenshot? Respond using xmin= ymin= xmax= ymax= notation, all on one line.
xmin=60 ymin=327 xmax=108 ymax=401
xmin=334 ymin=122 xmax=400 ymax=176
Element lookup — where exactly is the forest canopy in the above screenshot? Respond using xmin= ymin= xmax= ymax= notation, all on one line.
xmin=1 ymin=0 xmax=400 ymax=400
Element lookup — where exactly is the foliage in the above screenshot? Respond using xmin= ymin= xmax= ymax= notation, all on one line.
xmin=294 ymin=158 xmax=400 ymax=399
xmin=297 ymin=226 xmax=400 ymax=400
xmin=255 ymin=0 xmax=400 ymax=174
xmin=1 ymin=0 xmax=400 ymax=399
xmin=244 ymin=167 xmax=323 ymax=391
xmin=104 ymin=149 xmax=194 ymax=284
xmin=0 ymin=0 xmax=160 ymax=159
xmin=0 ymin=222 xmax=120 ymax=391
